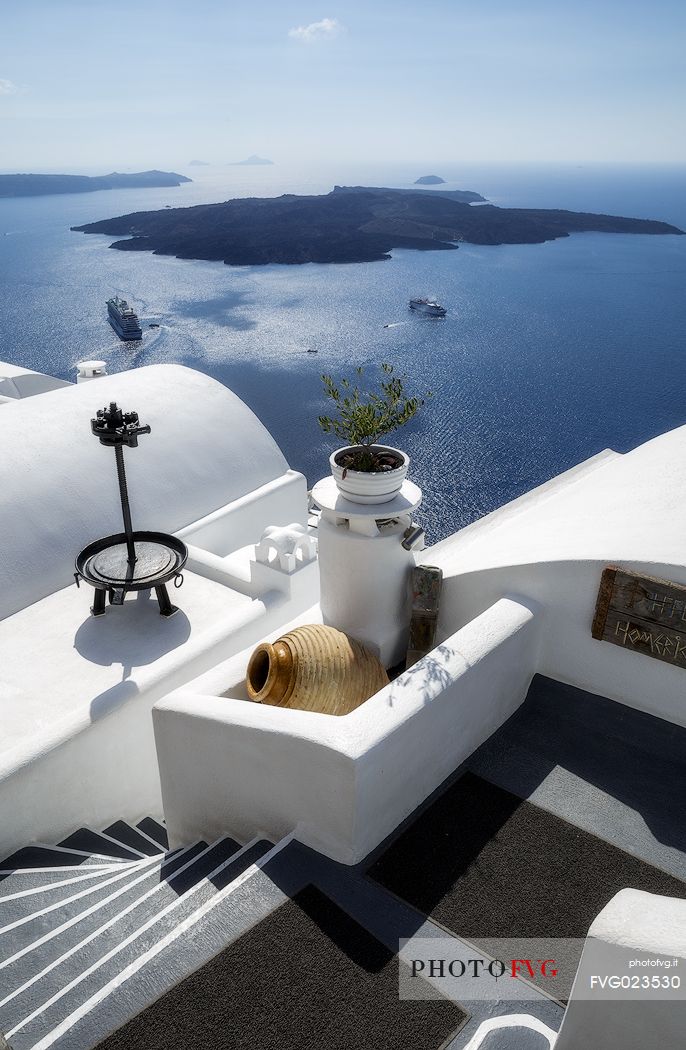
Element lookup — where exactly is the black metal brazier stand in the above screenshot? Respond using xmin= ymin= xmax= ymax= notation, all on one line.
xmin=75 ymin=402 xmax=188 ymax=618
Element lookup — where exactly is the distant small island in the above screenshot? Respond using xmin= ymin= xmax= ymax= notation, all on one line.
xmin=230 ymin=155 xmax=274 ymax=166
xmin=71 ymin=184 xmax=683 ymax=267
xmin=188 ymin=160 xmax=210 ymax=167
xmin=415 ymin=175 xmax=446 ymax=185
xmin=0 ymin=170 xmax=192 ymax=199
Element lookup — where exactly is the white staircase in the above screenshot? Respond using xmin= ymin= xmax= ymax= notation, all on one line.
xmin=0 ymin=820 xmax=274 ymax=1050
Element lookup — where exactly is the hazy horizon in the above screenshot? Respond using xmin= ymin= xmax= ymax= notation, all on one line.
xmin=2 ymin=161 xmax=686 ymax=179
xmin=2 ymin=0 xmax=685 ymax=172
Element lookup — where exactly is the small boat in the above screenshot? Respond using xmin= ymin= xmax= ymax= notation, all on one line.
xmin=409 ymin=298 xmax=446 ymax=317
xmin=306 ymin=348 xmax=318 ymax=354
xmin=107 ymin=297 xmax=143 ymax=341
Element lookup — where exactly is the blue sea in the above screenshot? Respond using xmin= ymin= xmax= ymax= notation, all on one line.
xmin=1 ymin=162 xmax=684 ymax=542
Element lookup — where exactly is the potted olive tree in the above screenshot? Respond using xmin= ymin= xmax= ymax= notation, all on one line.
xmin=318 ymin=363 xmax=428 ymax=504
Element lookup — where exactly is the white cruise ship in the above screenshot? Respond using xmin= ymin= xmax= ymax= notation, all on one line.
xmin=0 ymin=355 xmax=684 ymax=1050
xmin=409 ymin=297 xmax=447 ymax=316
xmin=107 ymin=296 xmax=143 ymax=340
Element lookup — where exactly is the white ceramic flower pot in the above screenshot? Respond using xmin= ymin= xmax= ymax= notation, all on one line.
xmin=330 ymin=445 xmax=409 ymax=504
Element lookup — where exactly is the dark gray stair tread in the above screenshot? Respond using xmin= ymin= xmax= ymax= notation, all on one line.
xmin=212 ymin=841 xmax=271 ymax=892
xmin=159 ymin=838 xmax=239 ymax=897
xmin=0 ymin=843 xmax=210 ymax=1002
xmin=136 ymin=819 xmax=169 ymax=851
xmin=58 ymin=830 xmax=143 ymax=862
xmin=102 ymin=823 xmax=163 ymax=858
xmin=0 ymin=847 xmax=125 ymax=870
xmin=10 ymin=840 xmax=254 ymax=1047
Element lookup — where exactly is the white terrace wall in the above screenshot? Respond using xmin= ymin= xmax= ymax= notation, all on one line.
xmin=177 ymin=471 xmax=307 ymax=558
xmin=433 ymin=559 xmax=686 ymax=729
xmin=153 ymin=597 xmax=541 ymax=863
xmin=425 ymin=428 xmax=686 ymax=728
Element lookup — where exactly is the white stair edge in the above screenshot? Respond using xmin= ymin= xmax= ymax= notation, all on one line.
xmin=461 ymin=1013 xmax=558 ymax=1049
xmin=8 ymin=835 xmax=283 ymax=1044
xmin=0 ymin=857 xmax=161 ymax=951
xmin=0 ymin=865 xmax=143 ymax=904
xmin=0 ymin=838 xmax=240 ymax=1011
xmin=0 ymin=865 xmax=135 ymax=873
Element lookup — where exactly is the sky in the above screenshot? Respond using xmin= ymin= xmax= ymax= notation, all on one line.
xmin=1 ymin=0 xmax=685 ymax=171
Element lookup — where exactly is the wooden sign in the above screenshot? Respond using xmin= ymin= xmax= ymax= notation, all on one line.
xmin=592 ymin=566 xmax=686 ymax=668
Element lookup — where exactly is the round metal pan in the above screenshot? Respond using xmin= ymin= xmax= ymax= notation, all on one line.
xmin=75 ymin=531 xmax=188 ymax=592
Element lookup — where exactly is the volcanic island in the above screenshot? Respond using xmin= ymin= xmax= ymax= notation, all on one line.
xmin=71 ymin=184 xmax=683 ymax=266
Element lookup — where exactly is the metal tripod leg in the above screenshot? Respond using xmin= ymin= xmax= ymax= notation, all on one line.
xmin=91 ymin=588 xmax=106 ymax=617
xmin=155 ymin=584 xmax=178 ymax=617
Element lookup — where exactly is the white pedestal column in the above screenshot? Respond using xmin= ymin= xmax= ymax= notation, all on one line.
xmin=311 ymin=475 xmax=422 ymax=668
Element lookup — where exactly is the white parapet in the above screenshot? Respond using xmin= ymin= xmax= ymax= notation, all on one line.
xmin=153 ymin=595 xmax=541 ymax=862
xmin=555 ymin=889 xmax=686 ymax=1049
xmin=0 ymin=360 xmax=71 ymax=399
